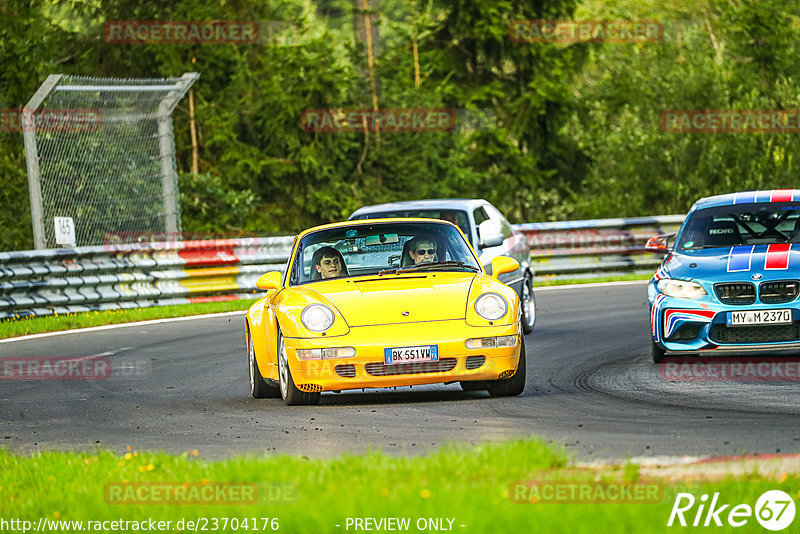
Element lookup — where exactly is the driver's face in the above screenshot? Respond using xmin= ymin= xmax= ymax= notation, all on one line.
xmin=409 ymin=241 xmax=437 ymax=264
xmin=316 ymin=255 xmax=342 ymax=278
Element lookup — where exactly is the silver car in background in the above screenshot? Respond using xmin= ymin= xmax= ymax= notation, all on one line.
xmin=349 ymin=199 xmax=535 ymax=333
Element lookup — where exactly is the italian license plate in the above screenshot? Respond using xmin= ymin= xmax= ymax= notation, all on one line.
xmin=726 ymin=309 xmax=792 ymax=326
xmin=384 ymin=345 xmax=438 ymax=365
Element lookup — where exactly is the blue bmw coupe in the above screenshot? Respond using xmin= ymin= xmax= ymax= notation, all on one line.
xmin=647 ymin=190 xmax=800 ymax=362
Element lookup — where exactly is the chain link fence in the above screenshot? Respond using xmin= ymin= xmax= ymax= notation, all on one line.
xmin=23 ymin=73 xmax=199 ymax=249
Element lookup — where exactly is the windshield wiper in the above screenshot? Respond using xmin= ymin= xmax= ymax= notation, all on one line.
xmin=378 ymin=261 xmax=480 ymax=275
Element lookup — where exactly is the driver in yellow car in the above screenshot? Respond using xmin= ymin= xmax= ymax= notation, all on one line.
xmin=313 ymin=246 xmax=347 ymax=279
xmin=407 ymin=238 xmax=437 ymax=264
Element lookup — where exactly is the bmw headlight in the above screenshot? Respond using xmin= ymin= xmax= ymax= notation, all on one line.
xmin=301 ymin=304 xmax=335 ymax=332
xmin=474 ymin=292 xmax=508 ymax=321
xmin=657 ymin=279 xmax=707 ymax=299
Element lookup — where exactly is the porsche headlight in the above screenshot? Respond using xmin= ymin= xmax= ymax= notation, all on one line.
xmin=657 ymin=279 xmax=707 ymax=299
xmin=301 ymin=304 xmax=335 ymax=332
xmin=474 ymin=292 xmax=508 ymax=321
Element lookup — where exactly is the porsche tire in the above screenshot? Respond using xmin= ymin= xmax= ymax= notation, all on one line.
xmin=278 ymin=332 xmax=320 ymax=406
xmin=459 ymin=380 xmax=489 ymax=391
xmin=651 ymin=338 xmax=667 ymax=364
xmin=520 ymin=274 xmax=535 ymax=335
xmin=488 ymin=335 xmax=526 ymax=397
xmin=248 ymin=326 xmax=280 ymax=398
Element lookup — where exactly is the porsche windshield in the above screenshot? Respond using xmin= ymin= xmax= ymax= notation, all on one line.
xmin=677 ymin=202 xmax=800 ymax=250
xmin=290 ymin=221 xmax=480 ymax=285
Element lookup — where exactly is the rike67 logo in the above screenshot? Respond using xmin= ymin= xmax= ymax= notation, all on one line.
xmin=668 ymin=490 xmax=796 ymax=531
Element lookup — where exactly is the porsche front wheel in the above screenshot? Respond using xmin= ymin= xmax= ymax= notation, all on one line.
xmin=248 ymin=326 xmax=280 ymax=399
xmin=487 ymin=335 xmax=526 ymax=397
xmin=459 ymin=380 xmax=490 ymax=391
xmin=278 ymin=332 xmax=320 ymax=406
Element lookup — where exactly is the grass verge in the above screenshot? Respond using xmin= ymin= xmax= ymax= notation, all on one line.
xmin=0 ymin=299 xmax=258 ymax=340
xmin=1 ymin=440 xmax=797 ymax=533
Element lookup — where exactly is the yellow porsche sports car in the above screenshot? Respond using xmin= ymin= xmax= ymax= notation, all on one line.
xmin=245 ymin=218 xmax=526 ymax=405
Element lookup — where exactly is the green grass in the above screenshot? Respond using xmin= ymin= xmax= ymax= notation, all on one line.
xmin=0 ymin=299 xmax=258 ymax=340
xmin=1 ymin=440 xmax=797 ymax=533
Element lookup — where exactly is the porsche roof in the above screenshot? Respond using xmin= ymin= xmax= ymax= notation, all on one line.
xmin=691 ymin=190 xmax=800 ymax=211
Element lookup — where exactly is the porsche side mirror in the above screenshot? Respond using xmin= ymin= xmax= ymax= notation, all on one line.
xmin=256 ymin=271 xmax=282 ymax=291
xmin=491 ymin=256 xmax=519 ymax=279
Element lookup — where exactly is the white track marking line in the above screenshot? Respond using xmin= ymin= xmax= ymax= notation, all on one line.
xmin=536 ymin=280 xmax=649 ymax=291
xmin=0 ymin=311 xmax=246 ymax=344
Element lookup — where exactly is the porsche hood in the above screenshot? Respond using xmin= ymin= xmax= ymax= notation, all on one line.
xmin=300 ymin=274 xmax=475 ymax=326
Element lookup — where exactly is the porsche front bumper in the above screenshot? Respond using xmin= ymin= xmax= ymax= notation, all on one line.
xmin=283 ymin=319 xmax=521 ymax=392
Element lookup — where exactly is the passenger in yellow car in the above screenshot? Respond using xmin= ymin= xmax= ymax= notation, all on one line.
xmin=407 ymin=237 xmax=437 ymax=264
xmin=312 ymin=246 xmax=348 ymax=279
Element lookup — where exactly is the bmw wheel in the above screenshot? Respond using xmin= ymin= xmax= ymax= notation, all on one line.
xmin=278 ymin=331 xmax=320 ymax=406
xmin=651 ymin=338 xmax=667 ymax=364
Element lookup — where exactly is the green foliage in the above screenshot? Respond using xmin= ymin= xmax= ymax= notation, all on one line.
xmin=567 ymin=0 xmax=800 ymax=218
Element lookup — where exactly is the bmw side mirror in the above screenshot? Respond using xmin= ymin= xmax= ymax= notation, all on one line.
xmin=645 ymin=234 xmax=675 ymax=253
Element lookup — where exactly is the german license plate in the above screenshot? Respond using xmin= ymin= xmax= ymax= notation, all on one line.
xmin=726 ymin=309 xmax=792 ymax=326
xmin=384 ymin=345 xmax=438 ymax=365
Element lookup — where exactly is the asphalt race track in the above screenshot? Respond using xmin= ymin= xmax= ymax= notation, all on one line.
xmin=2 ymin=282 xmax=799 ymax=460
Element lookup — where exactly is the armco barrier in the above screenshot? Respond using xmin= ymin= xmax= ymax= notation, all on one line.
xmin=0 ymin=215 xmax=685 ymax=320
xmin=518 ymin=215 xmax=685 ymax=281
xmin=0 ymin=237 xmax=293 ymax=320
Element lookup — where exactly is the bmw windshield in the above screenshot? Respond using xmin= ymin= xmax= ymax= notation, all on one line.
xmin=677 ymin=202 xmax=800 ymax=250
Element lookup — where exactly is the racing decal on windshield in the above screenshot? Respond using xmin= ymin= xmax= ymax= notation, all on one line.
xmin=765 ymin=243 xmax=792 ymax=270
xmin=663 ymin=309 xmax=715 ymax=338
xmin=727 ymin=245 xmax=754 ymax=272
xmin=651 ymin=294 xmax=666 ymax=342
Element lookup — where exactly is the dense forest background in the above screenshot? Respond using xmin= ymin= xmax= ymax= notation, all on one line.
xmin=1 ymin=0 xmax=799 ymax=251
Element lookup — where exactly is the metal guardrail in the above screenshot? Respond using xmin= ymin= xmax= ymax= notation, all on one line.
xmin=0 ymin=215 xmax=685 ymax=319
xmin=0 ymin=237 xmax=292 ymax=320
xmin=517 ymin=215 xmax=685 ymax=282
